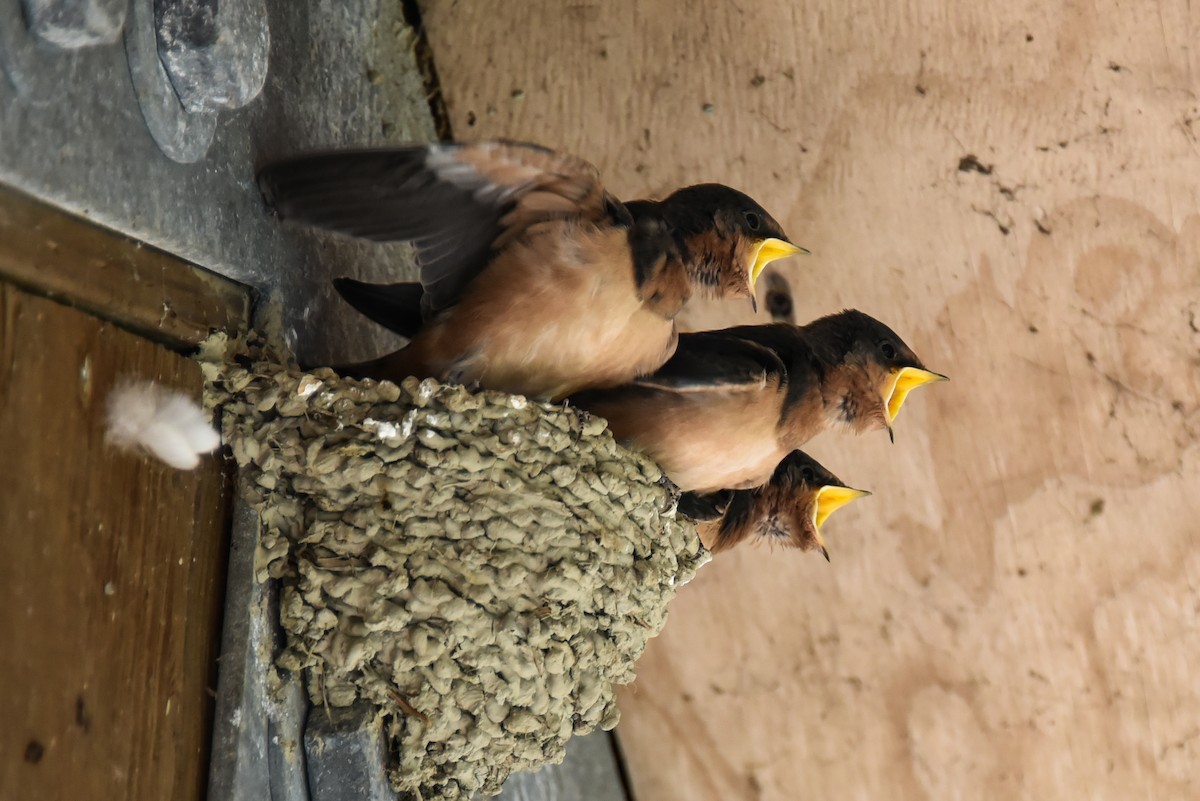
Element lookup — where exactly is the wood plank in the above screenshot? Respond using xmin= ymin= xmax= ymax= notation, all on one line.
xmin=0 ymin=285 xmax=232 ymax=801
xmin=0 ymin=184 xmax=250 ymax=348
xmin=421 ymin=2 xmax=1200 ymax=798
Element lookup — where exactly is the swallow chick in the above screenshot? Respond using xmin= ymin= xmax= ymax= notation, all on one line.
xmin=257 ymin=141 xmax=804 ymax=400
xmin=572 ymin=309 xmax=947 ymax=492
xmin=678 ymin=451 xmax=870 ymax=558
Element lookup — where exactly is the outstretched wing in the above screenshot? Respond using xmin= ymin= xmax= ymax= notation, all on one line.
xmin=258 ymin=141 xmax=617 ymax=314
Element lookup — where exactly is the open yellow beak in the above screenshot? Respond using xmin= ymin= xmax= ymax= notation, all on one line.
xmin=883 ymin=366 xmax=948 ymax=424
xmin=749 ymin=238 xmax=807 ymax=293
xmin=809 ymin=485 xmax=871 ymax=561
xmin=813 ymin=485 xmax=871 ymax=528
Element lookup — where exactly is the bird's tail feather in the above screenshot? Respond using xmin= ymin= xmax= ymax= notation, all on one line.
xmin=332 ymin=346 xmax=426 ymax=386
xmin=333 ymin=278 xmax=425 ymax=338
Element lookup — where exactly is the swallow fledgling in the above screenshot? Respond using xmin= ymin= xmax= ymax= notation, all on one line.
xmin=572 ymin=309 xmax=947 ymax=492
xmin=257 ymin=141 xmax=805 ymax=400
xmin=328 ymin=245 xmax=801 ymax=340
xmin=678 ymin=451 xmax=870 ymax=558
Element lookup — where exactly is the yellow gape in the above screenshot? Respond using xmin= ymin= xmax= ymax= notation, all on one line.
xmin=748 ymin=237 xmax=806 ymax=292
xmin=884 ymin=366 xmax=948 ymax=424
xmin=810 ymin=484 xmax=872 ymax=560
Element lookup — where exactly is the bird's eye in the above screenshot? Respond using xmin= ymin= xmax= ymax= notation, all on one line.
xmin=801 ymin=467 xmax=816 ymax=482
xmin=880 ymin=341 xmax=897 ymax=359
xmin=743 ymin=211 xmax=761 ymax=231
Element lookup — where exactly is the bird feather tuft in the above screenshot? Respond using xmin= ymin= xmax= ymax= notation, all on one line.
xmin=105 ymin=379 xmax=221 ymax=470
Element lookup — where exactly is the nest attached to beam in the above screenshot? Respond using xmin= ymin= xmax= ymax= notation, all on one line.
xmin=198 ymin=332 xmax=708 ymax=800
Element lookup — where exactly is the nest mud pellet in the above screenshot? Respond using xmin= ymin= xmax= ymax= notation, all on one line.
xmin=197 ymin=332 xmax=708 ymax=799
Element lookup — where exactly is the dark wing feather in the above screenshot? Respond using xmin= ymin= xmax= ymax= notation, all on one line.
xmin=332 ymin=278 xmax=425 ymax=338
xmin=257 ymin=141 xmax=614 ymax=314
xmin=698 ymin=323 xmax=813 ymax=365
xmin=708 ymin=323 xmax=824 ymax=403
xmin=712 ymin=490 xmax=758 ymax=552
xmin=633 ymin=331 xmax=786 ymax=392
xmin=677 ymin=490 xmax=734 ymax=521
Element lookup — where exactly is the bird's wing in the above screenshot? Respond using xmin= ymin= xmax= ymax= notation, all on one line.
xmin=701 ymin=323 xmax=813 ymax=365
xmin=711 ymin=490 xmax=758 ymax=552
xmin=632 ymin=331 xmax=786 ymax=392
xmin=677 ymin=489 xmax=734 ymax=521
xmin=257 ymin=141 xmax=616 ymax=314
xmin=331 ymin=278 xmax=425 ymax=338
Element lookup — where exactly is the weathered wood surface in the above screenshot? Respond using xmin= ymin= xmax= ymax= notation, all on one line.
xmin=0 ymin=184 xmax=250 ymax=348
xmin=0 ymin=284 xmax=232 ymax=801
xmin=422 ymin=1 xmax=1200 ymax=798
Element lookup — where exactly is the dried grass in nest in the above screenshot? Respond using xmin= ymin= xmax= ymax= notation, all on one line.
xmin=197 ymin=331 xmax=708 ymax=800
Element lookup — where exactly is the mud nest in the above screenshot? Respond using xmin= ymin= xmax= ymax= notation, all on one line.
xmin=198 ymin=332 xmax=708 ymax=800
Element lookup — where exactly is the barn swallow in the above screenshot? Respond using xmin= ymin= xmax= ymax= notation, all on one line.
xmin=257 ymin=141 xmax=805 ymax=400
xmin=571 ymin=309 xmax=947 ymax=492
xmin=678 ymin=451 xmax=870 ymax=558
xmin=330 ymin=241 xmax=801 ymax=340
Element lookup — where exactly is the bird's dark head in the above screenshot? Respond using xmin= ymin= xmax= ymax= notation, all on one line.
xmin=713 ymin=450 xmax=869 ymax=558
xmin=805 ymin=309 xmax=948 ymax=437
xmin=654 ymin=184 xmax=807 ymax=308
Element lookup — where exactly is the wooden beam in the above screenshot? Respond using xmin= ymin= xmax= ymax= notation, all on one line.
xmin=0 ymin=184 xmax=251 ymax=348
xmin=0 ymin=285 xmax=234 ymax=801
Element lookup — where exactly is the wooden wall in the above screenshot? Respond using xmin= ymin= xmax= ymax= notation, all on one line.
xmin=0 ymin=188 xmax=247 ymax=801
xmin=421 ymin=1 xmax=1200 ymax=798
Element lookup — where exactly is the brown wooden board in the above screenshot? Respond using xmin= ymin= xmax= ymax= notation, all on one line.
xmin=0 ymin=285 xmax=232 ymax=801
xmin=0 ymin=184 xmax=250 ymax=349
xmin=421 ymin=2 xmax=1200 ymax=798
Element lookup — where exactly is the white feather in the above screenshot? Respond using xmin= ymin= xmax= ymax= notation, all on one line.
xmin=105 ymin=379 xmax=221 ymax=470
